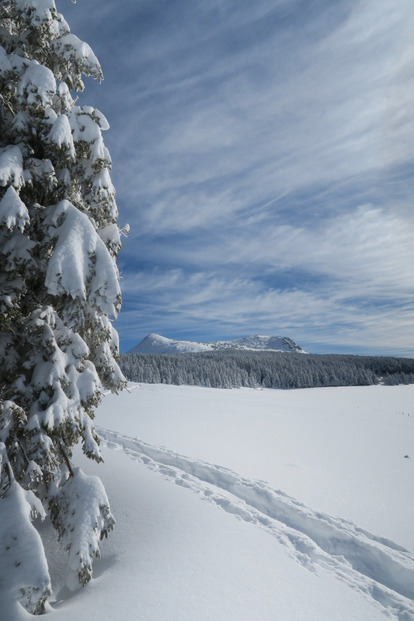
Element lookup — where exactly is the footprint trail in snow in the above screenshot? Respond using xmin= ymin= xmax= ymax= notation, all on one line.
xmin=97 ymin=426 xmax=414 ymax=621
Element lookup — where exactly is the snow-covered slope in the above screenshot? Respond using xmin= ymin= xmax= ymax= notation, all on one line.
xmin=129 ymin=333 xmax=306 ymax=354
xmin=4 ymin=384 xmax=414 ymax=620
xmin=129 ymin=333 xmax=209 ymax=354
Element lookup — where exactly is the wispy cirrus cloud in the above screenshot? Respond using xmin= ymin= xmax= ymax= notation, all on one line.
xmin=61 ymin=0 xmax=414 ymax=355
xmin=118 ymin=266 xmax=413 ymax=355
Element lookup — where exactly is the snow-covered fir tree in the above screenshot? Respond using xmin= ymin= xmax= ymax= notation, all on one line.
xmin=0 ymin=0 xmax=126 ymax=613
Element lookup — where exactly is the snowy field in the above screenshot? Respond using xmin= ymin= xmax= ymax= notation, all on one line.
xmin=8 ymin=383 xmax=414 ymax=620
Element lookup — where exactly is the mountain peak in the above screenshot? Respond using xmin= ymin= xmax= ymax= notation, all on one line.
xmin=128 ymin=334 xmax=307 ymax=354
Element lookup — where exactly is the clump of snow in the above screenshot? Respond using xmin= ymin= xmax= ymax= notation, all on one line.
xmin=48 ymin=115 xmax=75 ymax=158
xmin=98 ymin=223 xmax=122 ymax=255
xmin=0 ymin=446 xmax=51 ymax=615
xmin=49 ymin=468 xmax=115 ymax=590
xmin=0 ymin=146 xmax=24 ymax=189
xmin=45 ymin=200 xmax=121 ymax=316
xmin=0 ymin=186 xmax=29 ymax=232
xmin=0 ymin=45 xmax=13 ymax=73
xmin=16 ymin=0 xmax=56 ymax=21
xmin=51 ymin=34 xmax=102 ymax=86
xmin=18 ymin=62 xmax=56 ymax=108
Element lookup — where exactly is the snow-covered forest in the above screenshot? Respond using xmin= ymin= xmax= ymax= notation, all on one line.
xmin=120 ymin=351 xmax=414 ymax=389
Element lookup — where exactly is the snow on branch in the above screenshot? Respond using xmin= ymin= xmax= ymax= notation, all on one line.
xmin=0 ymin=146 xmax=24 ymax=189
xmin=45 ymin=200 xmax=121 ymax=316
xmin=0 ymin=443 xmax=51 ymax=614
xmin=0 ymin=186 xmax=29 ymax=232
xmin=49 ymin=468 xmax=115 ymax=590
xmin=17 ymin=61 xmax=56 ymax=108
xmin=51 ymin=33 xmax=103 ymax=90
xmin=48 ymin=114 xmax=76 ymax=158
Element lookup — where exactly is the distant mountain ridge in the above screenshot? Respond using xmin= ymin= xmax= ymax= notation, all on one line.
xmin=128 ymin=333 xmax=307 ymax=354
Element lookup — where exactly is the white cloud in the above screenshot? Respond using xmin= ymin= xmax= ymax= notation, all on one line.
xmin=118 ymin=262 xmax=414 ymax=355
xmin=111 ymin=0 xmax=414 ymax=227
xmin=63 ymin=0 xmax=414 ymax=354
xmin=143 ymin=205 xmax=414 ymax=303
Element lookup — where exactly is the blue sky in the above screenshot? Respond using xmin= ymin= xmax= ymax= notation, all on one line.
xmin=60 ymin=0 xmax=414 ymax=356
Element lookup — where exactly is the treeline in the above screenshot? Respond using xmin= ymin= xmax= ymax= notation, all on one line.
xmin=120 ymin=351 xmax=414 ymax=389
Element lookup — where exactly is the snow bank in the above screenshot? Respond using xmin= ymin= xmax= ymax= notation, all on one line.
xmin=31 ymin=383 xmax=414 ymax=621
xmin=97 ymin=383 xmax=414 ymax=550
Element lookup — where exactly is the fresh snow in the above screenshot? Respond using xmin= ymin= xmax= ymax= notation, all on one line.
xmin=0 ymin=477 xmax=51 ymax=617
xmin=95 ymin=383 xmax=414 ymax=551
xmin=4 ymin=382 xmax=413 ymax=620
xmin=17 ymin=62 xmax=55 ymax=108
xmin=45 ymin=200 xmax=120 ymax=315
xmin=0 ymin=186 xmax=29 ymax=232
xmin=129 ymin=332 xmax=306 ymax=354
xmin=48 ymin=115 xmax=75 ymax=157
xmin=51 ymin=34 xmax=100 ymax=77
xmin=0 ymin=145 xmax=24 ymax=189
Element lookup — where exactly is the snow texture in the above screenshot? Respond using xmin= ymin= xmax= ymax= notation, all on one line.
xmin=0 ymin=186 xmax=29 ymax=232
xmin=51 ymin=34 xmax=101 ymax=80
xmin=98 ymin=425 xmax=414 ymax=618
xmin=17 ymin=62 xmax=56 ymax=108
xmin=48 ymin=115 xmax=75 ymax=158
xmin=12 ymin=382 xmax=408 ymax=621
xmin=0 ymin=146 xmax=24 ymax=189
xmin=49 ymin=468 xmax=115 ymax=590
xmin=0 ymin=447 xmax=51 ymax=615
xmin=45 ymin=200 xmax=121 ymax=316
